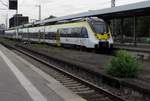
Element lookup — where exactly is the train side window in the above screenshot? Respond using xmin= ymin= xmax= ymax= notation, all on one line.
xmin=61 ymin=28 xmax=68 ymax=34
xmin=71 ymin=27 xmax=82 ymax=37
xmin=81 ymin=27 xmax=88 ymax=38
xmin=71 ymin=28 xmax=76 ymax=37
xmin=67 ymin=28 xmax=72 ymax=34
xmin=59 ymin=28 xmax=70 ymax=37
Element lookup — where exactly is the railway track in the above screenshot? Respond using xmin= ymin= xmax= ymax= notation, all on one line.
xmin=2 ymin=43 xmax=126 ymax=101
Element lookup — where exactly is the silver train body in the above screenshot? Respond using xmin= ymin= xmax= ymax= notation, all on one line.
xmin=5 ymin=17 xmax=113 ymax=48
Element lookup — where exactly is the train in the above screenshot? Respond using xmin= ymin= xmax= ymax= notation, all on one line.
xmin=4 ymin=17 xmax=113 ymax=49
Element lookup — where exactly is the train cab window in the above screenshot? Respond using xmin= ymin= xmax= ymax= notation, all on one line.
xmin=81 ymin=27 xmax=88 ymax=38
xmin=92 ymin=22 xmax=108 ymax=34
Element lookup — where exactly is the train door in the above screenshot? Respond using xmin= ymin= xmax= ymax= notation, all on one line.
xmin=56 ymin=29 xmax=61 ymax=47
xmin=38 ymin=27 xmax=43 ymax=43
xmin=18 ymin=29 xmax=23 ymax=39
xmin=38 ymin=30 xmax=41 ymax=43
xmin=27 ymin=28 xmax=30 ymax=41
xmin=81 ymin=27 xmax=89 ymax=47
xmin=39 ymin=27 xmax=44 ymax=43
xmin=43 ymin=27 xmax=45 ymax=42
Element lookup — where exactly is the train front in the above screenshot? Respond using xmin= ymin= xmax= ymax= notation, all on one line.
xmin=88 ymin=18 xmax=113 ymax=49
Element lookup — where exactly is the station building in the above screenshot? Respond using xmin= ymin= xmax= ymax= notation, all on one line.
xmin=9 ymin=14 xmax=29 ymax=28
xmin=111 ymin=14 xmax=150 ymax=45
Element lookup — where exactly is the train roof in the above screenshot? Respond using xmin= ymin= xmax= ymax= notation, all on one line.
xmin=10 ymin=17 xmax=103 ymax=29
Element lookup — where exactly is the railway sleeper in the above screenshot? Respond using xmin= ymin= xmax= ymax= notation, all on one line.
xmin=74 ymin=89 xmax=95 ymax=94
xmin=66 ymin=85 xmax=86 ymax=89
xmin=52 ymin=75 xmax=68 ymax=78
xmin=80 ymin=92 xmax=102 ymax=96
xmin=70 ymin=87 xmax=91 ymax=91
xmin=53 ymin=75 xmax=70 ymax=79
xmin=63 ymin=83 xmax=82 ymax=87
xmin=60 ymin=81 xmax=78 ymax=84
xmin=51 ymin=73 xmax=66 ymax=77
xmin=56 ymin=78 xmax=74 ymax=82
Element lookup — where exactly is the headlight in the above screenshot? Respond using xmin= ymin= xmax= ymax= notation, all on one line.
xmin=108 ymin=34 xmax=111 ymax=38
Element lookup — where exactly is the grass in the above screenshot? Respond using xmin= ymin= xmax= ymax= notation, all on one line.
xmin=31 ymin=43 xmax=66 ymax=54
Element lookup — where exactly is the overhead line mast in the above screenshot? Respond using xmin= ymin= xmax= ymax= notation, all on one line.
xmin=36 ymin=5 xmax=41 ymax=21
xmin=111 ymin=0 xmax=115 ymax=7
xmin=111 ymin=0 xmax=115 ymax=36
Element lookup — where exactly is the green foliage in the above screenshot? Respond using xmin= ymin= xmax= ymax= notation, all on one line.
xmin=106 ymin=50 xmax=142 ymax=78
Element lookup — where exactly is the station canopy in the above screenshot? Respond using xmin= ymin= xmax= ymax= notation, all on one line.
xmin=34 ymin=1 xmax=150 ymax=25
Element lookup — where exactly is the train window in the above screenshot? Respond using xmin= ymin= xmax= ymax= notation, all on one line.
xmin=59 ymin=28 xmax=68 ymax=34
xmin=45 ymin=31 xmax=57 ymax=40
xmin=59 ymin=28 xmax=69 ymax=37
xmin=92 ymin=22 xmax=108 ymax=34
xmin=71 ymin=27 xmax=82 ymax=37
xmin=81 ymin=27 xmax=88 ymax=38
xmin=30 ymin=32 xmax=39 ymax=38
xmin=67 ymin=28 xmax=72 ymax=34
xmin=59 ymin=27 xmax=83 ymax=38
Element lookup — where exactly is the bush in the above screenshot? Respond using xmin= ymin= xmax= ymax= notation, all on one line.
xmin=106 ymin=50 xmax=142 ymax=78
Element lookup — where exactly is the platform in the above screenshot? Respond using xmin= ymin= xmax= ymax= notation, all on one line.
xmin=0 ymin=44 xmax=86 ymax=101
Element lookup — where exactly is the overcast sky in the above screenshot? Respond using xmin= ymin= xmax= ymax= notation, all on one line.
xmin=0 ymin=0 xmax=148 ymax=25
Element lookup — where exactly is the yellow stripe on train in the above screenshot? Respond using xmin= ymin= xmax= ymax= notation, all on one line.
xmin=96 ymin=33 xmax=110 ymax=40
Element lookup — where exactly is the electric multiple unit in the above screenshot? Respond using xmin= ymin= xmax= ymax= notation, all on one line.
xmin=5 ymin=17 xmax=113 ymax=49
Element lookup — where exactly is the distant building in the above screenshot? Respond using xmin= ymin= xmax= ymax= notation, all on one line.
xmin=9 ymin=14 xmax=29 ymax=28
xmin=0 ymin=24 xmax=5 ymax=30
